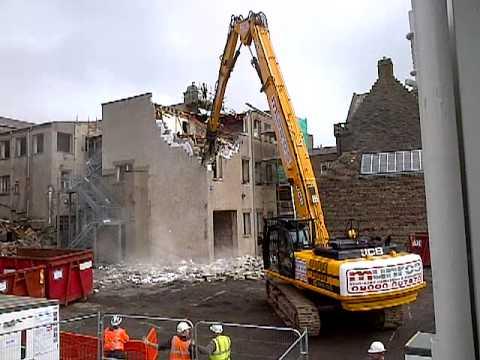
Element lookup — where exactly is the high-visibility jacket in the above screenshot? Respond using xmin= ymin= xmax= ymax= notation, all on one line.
xmin=209 ymin=335 xmax=231 ymax=360
xmin=170 ymin=335 xmax=192 ymax=360
xmin=104 ymin=327 xmax=130 ymax=352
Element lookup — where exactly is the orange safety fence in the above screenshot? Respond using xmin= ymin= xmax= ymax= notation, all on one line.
xmin=60 ymin=332 xmax=98 ymax=360
xmin=60 ymin=327 xmax=158 ymax=360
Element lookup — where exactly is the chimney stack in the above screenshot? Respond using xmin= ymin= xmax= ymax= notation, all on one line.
xmin=378 ymin=57 xmax=394 ymax=79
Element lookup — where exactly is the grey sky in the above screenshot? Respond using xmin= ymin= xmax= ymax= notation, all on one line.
xmin=0 ymin=0 xmax=412 ymax=146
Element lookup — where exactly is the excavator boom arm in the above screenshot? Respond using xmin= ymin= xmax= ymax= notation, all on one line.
xmin=207 ymin=12 xmax=329 ymax=246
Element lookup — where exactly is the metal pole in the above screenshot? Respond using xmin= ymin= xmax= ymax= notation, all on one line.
xmin=75 ymin=193 xmax=79 ymax=236
xmin=98 ymin=312 xmax=103 ymax=360
xmin=412 ymin=0 xmax=476 ymax=358
xmin=68 ymin=192 xmax=73 ymax=247
xmin=56 ymin=192 xmax=60 ymax=248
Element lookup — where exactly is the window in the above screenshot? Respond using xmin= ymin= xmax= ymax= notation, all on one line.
xmin=57 ymin=132 xmax=72 ymax=153
xmin=242 ymin=117 xmax=248 ymax=133
xmin=0 ymin=140 xmax=10 ymax=159
xmin=255 ymin=162 xmax=263 ymax=185
xmin=0 ymin=175 xmax=10 ymax=194
xmin=256 ymin=210 xmax=264 ymax=238
xmin=319 ymin=162 xmax=333 ymax=175
xmin=213 ymin=155 xmax=223 ymax=180
xmin=387 ymin=152 xmax=396 ymax=172
xmin=60 ymin=170 xmax=71 ymax=190
xmin=361 ymin=150 xmax=423 ymax=175
xmin=404 ymin=151 xmax=412 ymax=171
xmin=243 ymin=212 xmax=251 ymax=236
xmin=242 ymin=159 xmax=250 ymax=184
xmin=13 ymin=181 xmax=19 ymax=194
xmin=412 ymin=150 xmax=422 ymax=170
xmin=264 ymin=123 xmax=272 ymax=132
xmin=379 ymin=153 xmax=388 ymax=173
xmin=253 ymin=119 xmax=261 ymax=138
xmin=265 ymin=163 xmax=273 ymax=184
xmin=33 ymin=133 xmax=44 ymax=154
xmin=115 ymin=163 xmax=133 ymax=182
xmin=16 ymin=137 xmax=26 ymax=157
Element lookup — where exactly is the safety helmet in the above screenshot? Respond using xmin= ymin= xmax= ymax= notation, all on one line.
xmin=368 ymin=341 xmax=386 ymax=354
xmin=110 ymin=315 xmax=123 ymax=327
xmin=209 ymin=324 xmax=223 ymax=334
xmin=177 ymin=321 xmax=191 ymax=334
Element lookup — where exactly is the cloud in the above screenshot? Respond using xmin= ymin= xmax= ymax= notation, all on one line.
xmin=0 ymin=0 xmax=413 ymax=145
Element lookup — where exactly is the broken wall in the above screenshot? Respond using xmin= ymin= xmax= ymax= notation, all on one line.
xmin=102 ymin=93 xmax=209 ymax=261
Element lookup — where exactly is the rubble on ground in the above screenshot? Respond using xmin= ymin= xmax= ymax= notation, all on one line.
xmin=0 ymin=220 xmax=43 ymax=256
xmin=94 ymin=255 xmax=264 ymax=291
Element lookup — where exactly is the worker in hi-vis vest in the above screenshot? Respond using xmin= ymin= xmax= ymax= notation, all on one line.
xmin=103 ymin=315 xmax=130 ymax=359
xmin=156 ymin=321 xmax=194 ymax=360
xmin=198 ymin=323 xmax=231 ymax=360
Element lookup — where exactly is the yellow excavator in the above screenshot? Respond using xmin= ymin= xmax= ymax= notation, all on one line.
xmin=205 ymin=11 xmax=426 ymax=335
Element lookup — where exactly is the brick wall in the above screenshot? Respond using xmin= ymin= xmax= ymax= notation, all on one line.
xmin=315 ymin=152 xmax=428 ymax=244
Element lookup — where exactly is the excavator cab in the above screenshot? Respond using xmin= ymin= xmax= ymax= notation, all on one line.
xmin=262 ymin=218 xmax=313 ymax=278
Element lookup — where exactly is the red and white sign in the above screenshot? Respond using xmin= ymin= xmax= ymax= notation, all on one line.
xmin=339 ymin=254 xmax=423 ymax=296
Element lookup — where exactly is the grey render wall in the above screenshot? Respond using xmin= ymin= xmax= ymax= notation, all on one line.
xmin=102 ymin=93 xmax=209 ymax=260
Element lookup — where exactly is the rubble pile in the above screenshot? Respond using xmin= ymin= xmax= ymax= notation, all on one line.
xmin=95 ymin=255 xmax=264 ymax=291
xmin=155 ymin=107 xmax=240 ymax=162
xmin=217 ymin=138 xmax=240 ymax=159
xmin=0 ymin=220 xmax=42 ymax=256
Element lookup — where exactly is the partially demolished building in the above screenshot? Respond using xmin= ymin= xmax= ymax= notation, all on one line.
xmin=98 ymin=91 xmax=278 ymax=262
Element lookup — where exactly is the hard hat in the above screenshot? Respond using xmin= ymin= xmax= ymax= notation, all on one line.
xmin=177 ymin=321 xmax=191 ymax=334
xmin=209 ymin=324 xmax=223 ymax=334
xmin=110 ymin=315 xmax=122 ymax=327
xmin=368 ymin=341 xmax=386 ymax=354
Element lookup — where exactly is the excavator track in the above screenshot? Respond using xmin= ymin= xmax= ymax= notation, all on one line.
xmin=266 ymin=278 xmax=321 ymax=336
xmin=371 ymin=305 xmax=404 ymax=330
xmin=382 ymin=306 xmax=404 ymax=329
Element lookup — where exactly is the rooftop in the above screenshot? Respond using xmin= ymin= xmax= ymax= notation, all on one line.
xmin=0 ymin=116 xmax=34 ymax=130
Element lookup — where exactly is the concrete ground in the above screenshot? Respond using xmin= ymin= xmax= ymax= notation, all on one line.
xmin=62 ymin=269 xmax=434 ymax=360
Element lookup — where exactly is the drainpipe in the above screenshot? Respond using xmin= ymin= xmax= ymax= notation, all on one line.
xmin=47 ymin=185 xmax=54 ymax=225
xmin=250 ymin=111 xmax=257 ymax=256
xmin=26 ymin=127 xmax=32 ymax=217
xmin=9 ymin=131 xmax=13 ymax=221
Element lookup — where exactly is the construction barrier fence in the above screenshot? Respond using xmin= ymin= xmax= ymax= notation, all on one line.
xmin=278 ymin=330 xmax=308 ymax=360
xmin=60 ymin=313 xmax=102 ymax=360
xmin=194 ymin=320 xmax=308 ymax=360
xmin=0 ymin=312 xmax=308 ymax=359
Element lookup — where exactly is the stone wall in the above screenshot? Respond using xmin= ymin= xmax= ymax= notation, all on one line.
xmin=315 ymin=152 xmax=428 ymax=244
xmin=335 ymin=58 xmax=422 ymax=154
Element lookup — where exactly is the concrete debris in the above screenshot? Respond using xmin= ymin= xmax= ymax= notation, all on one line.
xmin=95 ymin=255 xmax=264 ymax=291
xmin=156 ymin=116 xmax=240 ymax=161
xmin=217 ymin=138 xmax=240 ymax=159
xmin=156 ymin=119 xmax=197 ymax=157
xmin=0 ymin=220 xmax=43 ymax=256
